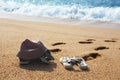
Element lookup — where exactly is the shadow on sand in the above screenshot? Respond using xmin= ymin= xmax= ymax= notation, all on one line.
xmin=19 ymin=60 xmax=57 ymax=72
xmin=65 ymin=67 xmax=90 ymax=72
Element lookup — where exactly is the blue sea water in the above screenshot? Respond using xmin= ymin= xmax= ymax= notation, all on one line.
xmin=0 ymin=0 xmax=120 ymax=22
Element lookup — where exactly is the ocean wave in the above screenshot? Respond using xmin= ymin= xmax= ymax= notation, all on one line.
xmin=0 ymin=0 xmax=120 ymax=22
xmin=2 ymin=0 xmax=120 ymax=7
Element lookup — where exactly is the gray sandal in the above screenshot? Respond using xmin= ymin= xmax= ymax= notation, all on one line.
xmin=71 ymin=56 xmax=88 ymax=70
xmin=60 ymin=56 xmax=73 ymax=69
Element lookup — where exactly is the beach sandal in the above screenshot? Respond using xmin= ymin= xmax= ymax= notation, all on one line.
xmin=60 ymin=56 xmax=73 ymax=69
xmin=78 ymin=58 xmax=88 ymax=70
xmin=71 ymin=56 xmax=88 ymax=70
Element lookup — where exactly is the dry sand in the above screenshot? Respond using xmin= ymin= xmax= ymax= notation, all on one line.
xmin=0 ymin=18 xmax=120 ymax=80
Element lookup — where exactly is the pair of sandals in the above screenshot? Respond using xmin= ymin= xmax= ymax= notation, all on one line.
xmin=60 ymin=56 xmax=88 ymax=70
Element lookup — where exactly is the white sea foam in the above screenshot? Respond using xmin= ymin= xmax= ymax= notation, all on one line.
xmin=0 ymin=0 xmax=120 ymax=22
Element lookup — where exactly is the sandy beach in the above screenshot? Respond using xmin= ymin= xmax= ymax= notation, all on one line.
xmin=0 ymin=17 xmax=120 ymax=80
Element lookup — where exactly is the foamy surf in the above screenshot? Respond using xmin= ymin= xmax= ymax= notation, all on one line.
xmin=0 ymin=0 xmax=120 ymax=22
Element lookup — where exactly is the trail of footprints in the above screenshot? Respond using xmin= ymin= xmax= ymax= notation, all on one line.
xmin=50 ymin=39 xmax=118 ymax=61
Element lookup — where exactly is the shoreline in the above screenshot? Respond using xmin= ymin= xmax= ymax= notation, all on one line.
xmin=0 ymin=12 xmax=120 ymax=29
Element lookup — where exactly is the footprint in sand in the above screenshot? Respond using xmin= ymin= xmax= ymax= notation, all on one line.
xmin=78 ymin=39 xmax=96 ymax=44
xmin=95 ymin=46 xmax=109 ymax=51
xmin=52 ymin=42 xmax=66 ymax=46
xmin=49 ymin=48 xmax=62 ymax=53
xmin=78 ymin=41 xmax=93 ymax=44
xmin=104 ymin=40 xmax=116 ymax=42
xmin=82 ymin=53 xmax=101 ymax=61
xmin=86 ymin=39 xmax=96 ymax=41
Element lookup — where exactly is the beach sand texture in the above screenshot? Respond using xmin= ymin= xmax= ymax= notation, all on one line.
xmin=0 ymin=18 xmax=120 ymax=80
